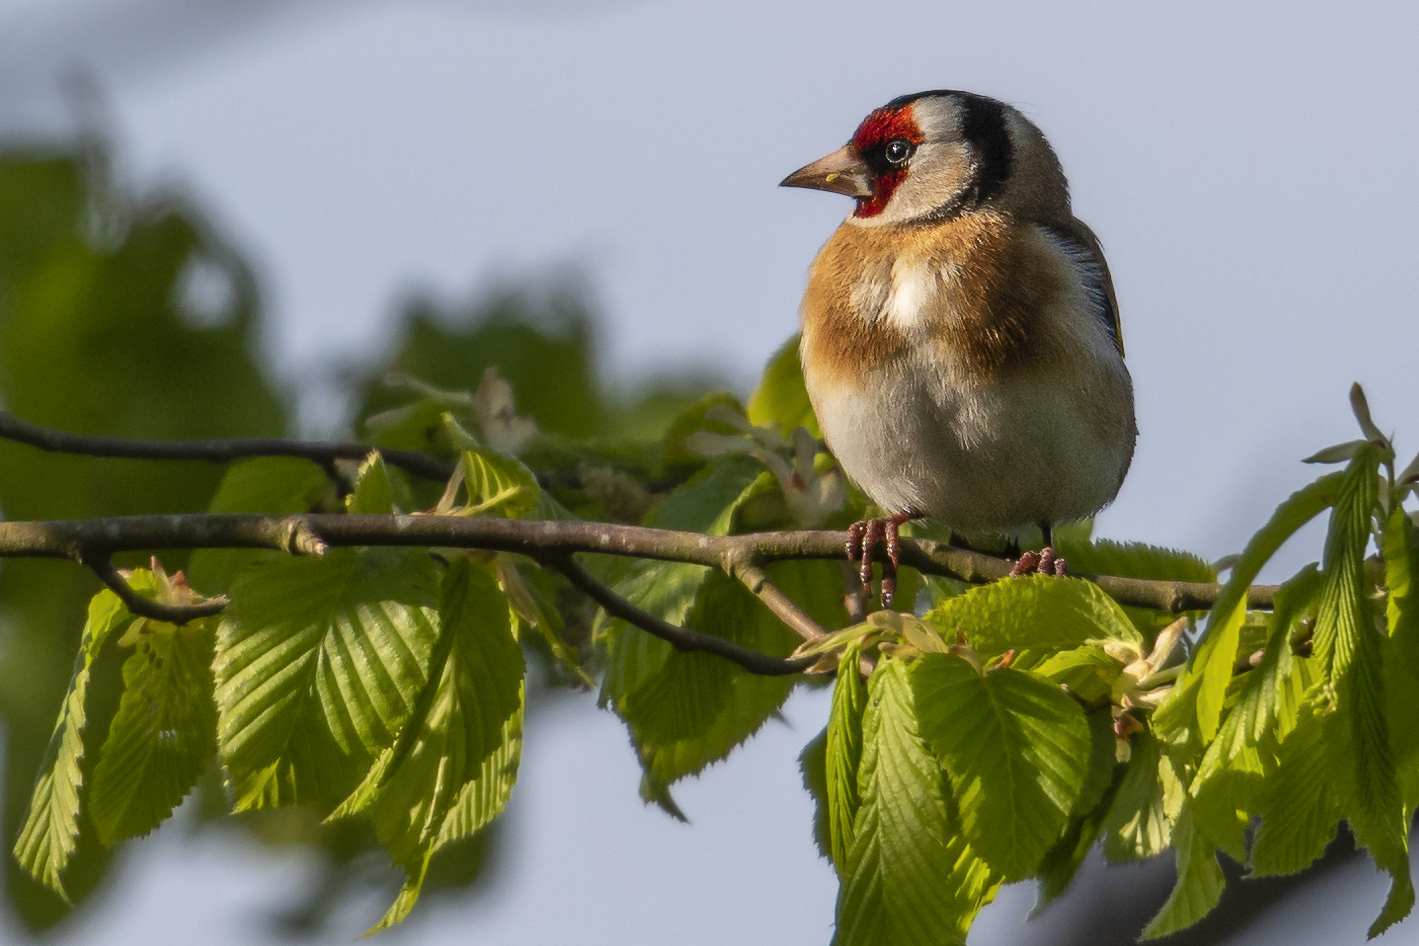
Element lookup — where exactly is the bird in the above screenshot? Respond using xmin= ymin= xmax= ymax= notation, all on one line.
xmin=781 ymin=90 xmax=1136 ymax=605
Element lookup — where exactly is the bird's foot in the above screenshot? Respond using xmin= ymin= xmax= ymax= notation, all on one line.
xmin=847 ymin=512 xmax=914 ymax=607
xmin=1010 ymin=547 xmax=1067 ymax=577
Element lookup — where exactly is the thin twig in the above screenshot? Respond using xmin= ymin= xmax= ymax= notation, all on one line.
xmin=549 ymin=556 xmax=811 ymax=676
xmin=731 ymin=562 xmax=829 ymax=643
xmin=0 ymin=411 xmax=455 ymax=482
xmin=85 ymin=556 xmax=228 ymax=625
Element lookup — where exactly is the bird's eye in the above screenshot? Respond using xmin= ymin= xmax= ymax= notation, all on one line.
xmin=884 ymin=140 xmax=913 ymax=164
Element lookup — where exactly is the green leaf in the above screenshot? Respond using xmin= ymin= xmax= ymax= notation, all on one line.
xmin=747 ymin=334 xmax=821 ymax=439
xmin=88 ymin=617 xmax=217 ymax=845
xmin=833 ymin=659 xmax=999 ymax=946
xmin=1250 ymin=695 xmax=1342 ymax=876
xmin=1140 ymin=804 xmax=1224 ymax=938
xmin=598 ymin=561 xmax=704 ymax=704
xmin=922 ymin=575 xmax=1139 ymax=670
xmin=1033 ymin=712 xmax=1123 ymax=913
xmin=1102 ymin=733 xmax=1181 ymax=861
xmin=628 ymin=573 xmax=801 ymax=796
xmin=1383 ymin=509 xmax=1419 ymax=809
xmin=1306 ymin=445 xmax=1411 ymax=934
xmin=827 ymin=642 xmax=867 ymax=872
xmin=461 ymin=448 xmax=540 ymax=518
xmin=1154 ymin=472 xmax=1343 ymax=745
xmin=799 ymin=727 xmax=832 ymax=862
xmin=345 ymin=452 xmax=395 ymax=514
xmin=1033 ymin=645 xmax=1123 ymax=707
xmin=336 ymin=558 xmax=524 ymax=933
xmin=185 ymin=456 xmax=333 ymax=594
xmin=912 ymin=655 xmax=1090 ymax=881
xmin=1054 ymin=538 xmax=1215 ymax=584
xmin=1188 ymin=566 xmax=1321 ymax=859
xmin=644 ymin=453 xmax=769 ymax=535
xmin=214 ymin=547 xmax=441 ymax=811
xmin=597 ymin=455 xmax=799 ymax=803
xmin=13 ymin=588 xmax=134 ymax=899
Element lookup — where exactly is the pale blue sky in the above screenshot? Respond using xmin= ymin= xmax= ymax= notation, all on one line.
xmin=1 ymin=1 xmax=1416 ymax=943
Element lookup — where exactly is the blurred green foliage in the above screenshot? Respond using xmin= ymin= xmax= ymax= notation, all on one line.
xmin=0 ymin=142 xmax=722 ymax=937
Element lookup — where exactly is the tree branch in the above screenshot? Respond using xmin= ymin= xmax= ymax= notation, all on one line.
xmin=0 ymin=513 xmax=1278 ymax=611
xmin=85 ymin=555 xmax=228 ymax=625
xmin=550 ymin=556 xmax=812 ymax=676
xmin=0 ymin=410 xmax=455 ymax=482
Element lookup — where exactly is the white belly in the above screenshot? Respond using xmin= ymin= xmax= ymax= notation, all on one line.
xmin=810 ymin=346 xmax=1134 ymax=536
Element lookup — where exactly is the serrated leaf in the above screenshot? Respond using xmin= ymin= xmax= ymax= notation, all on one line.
xmin=597 ymin=561 xmax=704 ymax=704
xmin=747 ymin=334 xmax=821 ymax=439
xmin=1141 ymin=804 xmax=1224 ymax=938
xmin=827 ymin=642 xmax=866 ymax=873
xmin=833 ymin=659 xmax=999 ymax=946
xmin=1033 ymin=645 xmax=1122 ymax=707
xmin=338 ymin=558 xmax=524 ymax=932
xmin=644 ymin=453 xmax=770 ymax=535
xmin=630 ymin=573 xmax=801 ymax=797
xmin=214 ymin=547 xmax=441 ymax=811
xmin=1384 ymin=510 xmax=1419 ymax=810
xmin=1306 ymin=445 xmax=1411 ymax=933
xmin=369 ymin=701 xmax=524 ymax=933
xmin=88 ymin=617 xmax=217 ymax=845
xmin=1033 ymin=712 xmax=1123 ymax=914
xmin=345 ymin=451 xmax=395 ymax=514
xmin=1154 ymin=472 xmax=1343 ymax=745
xmin=461 ymin=448 xmax=541 ymax=518
xmin=922 ymin=575 xmax=1139 ymax=671
xmin=1102 ymin=733 xmax=1179 ymax=861
xmin=1054 ymin=538 xmax=1215 ymax=584
xmin=1188 ymin=566 xmax=1321 ymax=860
xmin=1251 ymin=696 xmax=1342 ymax=876
xmin=912 ymin=655 xmax=1090 ymax=881
xmin=799 ymin=727 xmax=832 ymax=862
xmin=186 ymin=456 xmax=332 ymax=593
xmin=13 ymin=587 xmax=135 ymax=898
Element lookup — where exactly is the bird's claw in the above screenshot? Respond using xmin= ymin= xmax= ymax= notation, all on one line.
xmin=847 ymin=516 xmax=906 ymax=607
xmin=1010 ymin=547 xmax=1067 ymax=577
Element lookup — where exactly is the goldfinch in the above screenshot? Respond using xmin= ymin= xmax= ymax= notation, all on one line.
xmin=781 ymin=90 xmax=1136 ymax=603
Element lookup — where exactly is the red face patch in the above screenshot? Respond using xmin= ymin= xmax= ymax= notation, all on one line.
xmin=850 ymin=105 xmax=924 ymax=218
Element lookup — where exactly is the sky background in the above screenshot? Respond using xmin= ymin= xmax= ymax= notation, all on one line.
xmin=1 ymin=0 xmax=1417 ymax=943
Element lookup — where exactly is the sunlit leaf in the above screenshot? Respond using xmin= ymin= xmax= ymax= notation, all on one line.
xmin=335 ymin=558 xmax=524 ymax=932
xmin=1102 ymin=734 xmax=1180 ymax=861
xmin=1306 ymin=445 xmax=1410 ymax=934
xmin=1250 ymin=695 xmax=1342 ymax=876
xmin=1383 ymin=509 xmax=1419 ymax=809
xmin=185 ymin=456 xmax=333 ymax=594
xmin=461 ymin=448 xmax=541 ymax=518
xmin=922 ymin=575 xmax=1139 ymax=671
xmin=214 ymin=548 xmax=441 ymax=810
xmin=631 ymin=573 xmax=800 ymax=797
xmin=1154 ymin=472 xmax=1343 ymax=745
xmin=346 ymin=452 xmax=395 ymax=514
xmin=88 ymin=616 xmax=217 ymax=845
xmin=827 ymin=642 xmax=866 ymax=872
xmin=912 ymin=655 xmax=1090 ymax=881
xmin=747 ymin=334 xmax=821 ymax=439
xmin=1033 ymin=712 xmax=1122 ymax=914
xmin=833 ymin=659 xmax=999 ymax=946
xmin=13 ymin=588 xmax=134 ymax=899
xmin=1141 ymin=805 xmax=1224 ymax=938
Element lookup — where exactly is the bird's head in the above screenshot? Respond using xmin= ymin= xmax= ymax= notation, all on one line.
xmin=781 ymin=91 xmax=1071 ymax=226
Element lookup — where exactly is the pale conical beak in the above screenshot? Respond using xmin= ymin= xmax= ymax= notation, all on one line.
xmin=779 ymin=145 xmax=873 ymax=199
